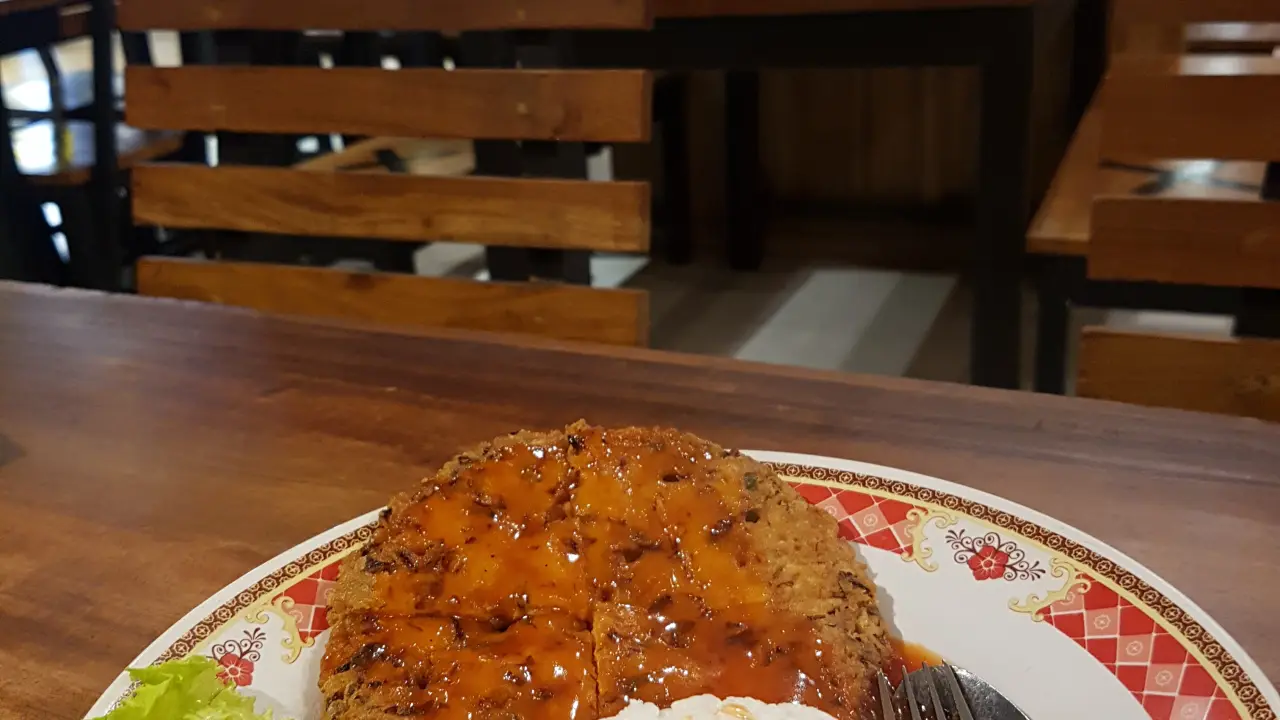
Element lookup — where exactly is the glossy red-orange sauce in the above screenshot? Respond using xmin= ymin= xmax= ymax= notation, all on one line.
xmin=322 ymin=426 xmax=916 ymax=720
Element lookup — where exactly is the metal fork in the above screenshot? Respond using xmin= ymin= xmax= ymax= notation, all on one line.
xmin=874 ymin=663 xmax=1029 ymax=720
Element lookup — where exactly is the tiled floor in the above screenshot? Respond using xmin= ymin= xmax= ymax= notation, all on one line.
xmin=3 ymin=34 xmax=1236 ymax=388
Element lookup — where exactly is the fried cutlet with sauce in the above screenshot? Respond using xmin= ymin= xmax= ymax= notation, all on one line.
xmin=321 ymin=422 xmax=890 ymax=720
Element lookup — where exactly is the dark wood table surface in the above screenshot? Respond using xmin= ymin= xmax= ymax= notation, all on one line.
xmin=2 ymin=282 xmax=1278 ymax=719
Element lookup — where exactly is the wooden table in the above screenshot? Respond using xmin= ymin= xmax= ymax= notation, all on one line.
xmin=1 ymin=282 xmax=1277 ymax=718
xmin=561 ymin=0 xmax=1076 ymax=390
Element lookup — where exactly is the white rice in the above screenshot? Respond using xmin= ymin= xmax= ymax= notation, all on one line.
xmin=607 ymin=695 xmax=839 ymax=720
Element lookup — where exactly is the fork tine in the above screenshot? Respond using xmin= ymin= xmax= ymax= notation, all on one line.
xmin=902 ymin=666 xmax=924 ymax=720
xmin=940 ymin=663 xmax=976 ymax=720
xmin=920 ymin=664 xmax=948 ymax=720
xmin=876 ymin=671 xmax=897 ymax=720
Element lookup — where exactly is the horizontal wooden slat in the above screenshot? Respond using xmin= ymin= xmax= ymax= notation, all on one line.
xmin=1078 ymin=328 xmax=1280 ymax=421
xmin=1100 ymin=55 xmax=1280 ymax=160
xmin=1090 ymin=197 xmax=1280 ymax=288
xmin=118 ymin=0 xmax=650 ymax=31
xmin=136 ymin=258 xmax=649 ymax=346
xmin=132 ymin=164 xmax=650 ymax=252
xmin=1113 ymin=0 xmax=1280 ymax=24
xmin=1186 ymin=23 xmax=1280 ymax=54
xmin=126 ymin=66 xmax=652 ymax=143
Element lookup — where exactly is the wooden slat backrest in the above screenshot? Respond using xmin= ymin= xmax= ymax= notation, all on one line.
xmin=132 ymin=165 xmax=651 ymax=252
xmin=1078 ymin=328 xmax=1280 ymax=421
xmin=117 ymin=0 xmax=652 ymax=31
xmin=137 ymin=258 xmax=649 ymax=346
xmin=124 ymin=3 xmax=654 ymax=346
xmin=1089 ymin=196 xmax=1280 ymax=287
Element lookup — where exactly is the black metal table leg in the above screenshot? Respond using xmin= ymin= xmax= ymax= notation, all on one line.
xmin=725 ymin=69 xmax=763 ymax=270
xmin=973 ymin=9 xmax=1035 ymax=389
xmin=656 ymin=73 xmax=693 ymax=265
xmin=88 ymin=0 xmax=121 ymax=290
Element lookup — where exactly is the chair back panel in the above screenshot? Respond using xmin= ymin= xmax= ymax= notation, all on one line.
xmin=1099 ymin=55 xmax=1280 ymax=160
xmin=1078 ymin=328 xmax=1280 ymax=421
xmin=137 ymin=258 xmax=650 ymax=346
xmin=133 ymin=164 xmax=651 ymax=252
xmin=118 ymin=0 xmax=653 ymax=31
xmin=1089 ymin=196 xmax=1280 ymax=288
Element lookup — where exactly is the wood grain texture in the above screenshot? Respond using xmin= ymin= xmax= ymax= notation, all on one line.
xmin=118 ymin=0 xmax=651 ymax=30
xmin=135 ymin=258 xmax=650 ymax=346
xmin=0 ymin=281 xmax=1277 ymax=720
xmin=1026 ymin=97 xmax=1268 ymax=256
xmin=1100 ymin=55 xmax=1280 ymax=160
xmin=1112 ymin=0 xmax=1280 ymax=24
xmin=126 ymin=66 xmax=653 ymax=143
xmin=133 ymin=164 xmax=650 ymax=252
xmin=1079 ymin=327 xmax=1280 ymax=421
xmin=1090 ymin=196 xmax=1280 ymax=288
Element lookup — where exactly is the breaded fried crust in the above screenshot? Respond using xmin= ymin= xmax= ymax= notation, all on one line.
xmin=322 ymin=422 xmax=889 ymax=720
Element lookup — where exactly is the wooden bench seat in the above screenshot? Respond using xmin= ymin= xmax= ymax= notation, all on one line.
xmin=12 ymin=120 xmax=182 ymax=186
xmin=1026 ymin=99 xmax=1268 ymax=257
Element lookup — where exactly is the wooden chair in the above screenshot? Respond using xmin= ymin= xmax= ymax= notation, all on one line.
xmin=1026 ymin=0 xmax=1280 ymax=395
xmin=118 ymin=0 xmax=653 ymax=347
xmin=1070 ymin=0 xmax=1280 ymax=421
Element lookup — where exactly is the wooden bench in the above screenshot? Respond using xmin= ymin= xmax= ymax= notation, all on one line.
xmin=119 ymin=0 xmax=654 ymax=347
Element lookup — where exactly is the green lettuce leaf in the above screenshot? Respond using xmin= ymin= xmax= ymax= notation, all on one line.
xmin=94 ymin=656 xmax=276 ymax=720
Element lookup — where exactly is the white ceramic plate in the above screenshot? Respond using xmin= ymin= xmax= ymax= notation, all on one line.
xmin=85 ymin=453 xmax=1279 ymax=720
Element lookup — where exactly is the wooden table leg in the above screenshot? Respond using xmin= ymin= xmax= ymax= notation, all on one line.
xmin=973 ymin=9 xmax=1035 ymax=389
